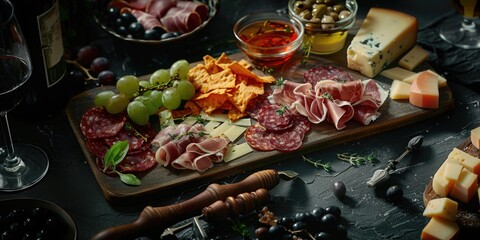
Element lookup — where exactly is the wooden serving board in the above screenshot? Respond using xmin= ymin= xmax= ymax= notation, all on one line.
xmin=66 ymin=52 xmax=454 ymax=204
xmin=423 ymin=139 xmax=480 ymax=229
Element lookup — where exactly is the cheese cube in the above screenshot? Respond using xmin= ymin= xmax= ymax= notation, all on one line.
xmin=399 ymin=45 xmax=429 ymax=70
xmin=347 ymin=8 xmax=418 ymax=77
xmin=423 ymin=197 xmax=458 ymax=221
xmin=447 ymin=148 xmax=480 ymax=175
xmin=471 ymin=126 xmax=480 ymax=149
xmin=380 ymin=67 xmax=416 ymax=81
xmin=390 ymin=80 xmax=411 ymax=100
xmin=450 ymin=168 xmax=478 ymax=203
xmin=443 ymin=163 xmax=463 ymax=182
xmin=421 ymin=217 xmax=459 ymax=240
xmin=409 ymin=71 xmax=439 ymax=109
xmin=432 ymin=163 xmax=454 ymax=197
xmin=403 ymin=70 xmax=447 ymax=88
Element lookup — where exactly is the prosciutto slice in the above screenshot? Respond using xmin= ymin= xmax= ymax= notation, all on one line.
xmin=171 ymin=137 xmax=229 ymax=172
xmin=146 ymin=0 xmax=177 ymax=18
xmin=109 ymin=0 xmax=150 ymax=11
xmin=161 ymin=7 xmax=202 ymax=33
xmin=177 ymin=1 xmax=209 ymax=21
xmin=131 ymin=9 xmax=164 ymax=30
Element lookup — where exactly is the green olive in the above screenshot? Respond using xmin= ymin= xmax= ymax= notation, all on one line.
xmin=329 ymin=11 xmax=339 ymax=21
xmin=338 ymin=10 xmax=351 ymax=20
xmin=311 ymin=4 xmax=328 ymax=18
xmin=324 ymin=0 xmax=333 ymax=5
xmin=293 ymin=1 xmax=307 ymax=14
xmin=315 ymin=0 xmax=325 ymax=3
xmin=299 ymin=9 xmax=312 ymax=20
xmin=304 ymin=0 xmax=315 ymax=8
xmin=333 ymin=4 xmax=344 ymax=13
xmin=321 ymin=15 xmax=335 ymax=30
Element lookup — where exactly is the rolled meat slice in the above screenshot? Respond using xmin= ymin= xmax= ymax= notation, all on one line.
xmin=131 ymin=9 xmax=165 ymax=31
xmin=161 ymin=7 xmax=202 ymax=33
xmin=146 ymin=0 xmax=177 ymax=18
xmin=177 ymin=1 xmax=209 ymax=21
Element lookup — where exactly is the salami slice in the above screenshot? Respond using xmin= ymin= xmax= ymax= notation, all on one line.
xmin=246 ymin=94 xmax=271 ymax=120
xmin=244 ymin=124 xmax=274 ymax=151
xmin=270 ymin=130 xmax=303 ymax=152
xmin=80 ymin=107 xmax=126 ymax=139
xmin=304 ymin=65 xmax=354 ymax=85
xmin=292 ymin=115 xmax=311 ymax=135
xmin=257 ymin=104 xmax=293 ymax=131
xmin=118 ymin=148 xmax=158 ymax=173
xmin=104 ymin=128 xmax=145 ymax=150
xmin=86 ymin=138 xmax=109 ymax=159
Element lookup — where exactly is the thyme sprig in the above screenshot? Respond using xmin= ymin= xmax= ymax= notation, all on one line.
xmin=301 ymin=35 xmax=313 ymax=65
xmin=337 ymin=153 xmax=378 ymax=166
xmin=124 ymin=122 xmax=148 ymax=142
xmin=302 ymin=155 xmax=333 ymax=172
xmin=229 ymin=219 xmax=251 ymax=238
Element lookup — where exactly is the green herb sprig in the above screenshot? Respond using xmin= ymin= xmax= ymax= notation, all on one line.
xmin=301 ymin=35 xmax=313 ymax=65
xmin=302 ymin=155 xmax=333 ymax=172
xmin=229 ymin=219 xmax=251 ymax=238
xmin=337 ymin=153 xmax=378 ymax=166
xmin=103 ymin=140 xmax=141 ymax=186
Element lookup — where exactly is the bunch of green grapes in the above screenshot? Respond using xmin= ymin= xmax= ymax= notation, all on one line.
xmin=94 ymin=59 xmax=195 ymax=125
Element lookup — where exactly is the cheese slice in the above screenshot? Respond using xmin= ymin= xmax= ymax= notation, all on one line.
xmin=204 ymin=120 xmax=221 ymax=133
xmin=399 ymin=45 xmax=429 ymax=70
xmin=470 ymin=126 xmax=480 ymax=149
xmin=380 ymin=67 xmax=416 ymax=81
xmin=223 ymin=125 xmax=248 ymax=142
xmin=421 ymin=217 xmax=459 ymax=240
xmin=423 ymin=197 xmax=458 ymax=221
xmin=347 ymin=8 xmax=418 ymax=77
xmin=403 ymin=70 xmax=447 ymax=88
xmin=390 ymin=80 xmax=411 ymax=100
xmin=409 ymin=72 xmax=439 ymax=109
xmin=224 ymin=142 xmax=253 ymax=162
xmin=209 ymin=121 xmax=232 ymax=137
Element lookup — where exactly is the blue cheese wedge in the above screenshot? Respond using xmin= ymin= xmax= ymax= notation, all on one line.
xmin=347 ymin=8 xmax=418 ymax=78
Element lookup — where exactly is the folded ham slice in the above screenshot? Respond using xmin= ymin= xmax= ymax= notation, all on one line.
xmin=177 ymin=1 xmax=209 ymax=21
xmin=171 ymin=137 xmax=229 ymax=172
xmin=146 ymin=0 xmax=177 ymax=18
xmin=131 ymin=9 xmax=165 ymax=30
xmin=109 ymin=0 xmax=150 ymax=11
xmin=161 ymin=7 xmax=202 ymax=33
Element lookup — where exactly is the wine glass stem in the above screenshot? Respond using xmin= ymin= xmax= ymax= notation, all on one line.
xmin=0 ymin=113 xmax=21 ymax=171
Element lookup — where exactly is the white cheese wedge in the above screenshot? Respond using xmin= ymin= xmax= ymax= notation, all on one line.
xmin=421 ymin=217 xmax=459 ymax=240
xmin=224 ymin=142 xmax=253 ymax=162
xmin=403 ymin=70 xmax=447 ymax=88
xmin=223 ymin=125 xmax=248 ymax=142
xmin=181 ymin=116 xmax=198 ymax=126
xmin=390 ymin=80 xmax=411 ymax=100
xmin=399 ymin=45 xmax=429 ymax=70
xmin=470 ymin=126 xmax=480 ymax=149
xmin=159 ymin=110 xmax=175 ymax=127
xmin=200 ymin=112 xmax=251 ymax=126
xmin=423 ymin=197 xmax=458 ymax=221
xmin=347 ymin=8 xmax=418 ymax=77
xmin=380 ymin=67 xmax=416 ymax=81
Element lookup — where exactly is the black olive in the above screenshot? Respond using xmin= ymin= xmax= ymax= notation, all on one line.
xmin=386 ymin=185 xmax=403 ymax=202
xmin=144 ymin=28 xmax=164 ymax=40
xmin=332 ymin=181 xmax=346 ymax=199
xmin=128 ymin=22 xmax=145 ymax=39
xmin=161 ymin=32 xmax=180 ymax=40
xmin=120 ymin=12 xmax=136 ymax=26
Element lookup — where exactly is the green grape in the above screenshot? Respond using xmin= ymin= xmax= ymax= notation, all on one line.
xmin=127 ymin=101 xmax=150 ymax=126
xmin=106 ymin=94 xmax=129 ymax=114
xmin=176 ymin=80 xmax=195 ymax=100
xmin=162 ymin=87 xmax=181 ymax=110
xmin=116 ymin=75 xmax=139 ymax=97
xmin=148 ymin=90 xmax=163 ymax=108
xmin=150 ymin=69 xmax=170 ymax=85
xmin=139 ymin=80 xmax=152 ymax=88
xmin=135 ymin=96 xmax=157 ymax=115
xmin=170 ymin=59 xmax=189 ymax=80
xmin=94 ymin=90 xmax=115 ymax=107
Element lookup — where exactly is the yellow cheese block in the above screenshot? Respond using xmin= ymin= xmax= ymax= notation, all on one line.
xmin=409 ymin=71 xmax=439 ymax=109
xmin=399 ymin=45 xmax=429 ymax=70
xmin=471 ymin=126 xmax=480 ymax=149
xmin=450 ymin=168 xmax=478 ymax=203
xmin=444 ymin=163 xmax=463 ymax=182
xmin=380 ymin=67 xmax=416 ymax=80
xmin=403 ymin=70 xmax=447 ymax=88
xmin=421 ymin=217 xmax=459 ymax=240
xmin=390 ymin=80 xmax=411 ymax=100
xmin=447 ymin=148 xmax=480 ymax=175
xmin=347 ymin=8 xmax=418 ymax=77
xmin=423 ymin=197 xmax=458 ymax=221
xmin=432 ymin=162 xmax=454 ymax=197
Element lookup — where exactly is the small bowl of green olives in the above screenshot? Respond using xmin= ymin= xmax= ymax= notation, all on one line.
xmin=288 ymin=0 xmax=358 ymax=55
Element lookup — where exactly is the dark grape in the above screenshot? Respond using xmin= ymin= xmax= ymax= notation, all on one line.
xmin=90 ymin=57 xmax=110 ymax=77
xmin=315 ymin=231 xmax=334 ymax=240
xmin=106 ymin=7 xmax=120 ymax=26
xmin=76 ymin=45 xmax=99 ymax=67
xmin=311 ymin=207 xmax=326 ymax=221
xmin=291 ymin=221 xmax=307 ymax=231
xmin=386 ymin=185 xmax=403 ymax=202
xmin=128 ymin=22 xmax=145 ymax=39
xmin=120 ymin=12 xmax=136 ymax=26
xmin=116 ymin=25 xmax=128 ymax=37
xmin=144 ymin=28 xmax=164 ymax=40
xmin=268 ymin=225 xmax=287 ymax=239
xmin=320 ymin=214 xmax=337 ymax=229
xmin=115 ymin=17 xmax=126 ymax=28
xmin=277 ymin=216 xmax=294 ymax=229
xmin=255 ymin=227 xmax=269 ymax=240
xmin=294 ymin=211 xmax=314 ymax=224
xmin=325 ymin=205 xmax=341 ymax=218
xmin=98 ymin=70 xmax=116 ymax=85
xmin=332 ymin=181 xmax=346 ymax=199
xmin=161 ymin=32 xmax=180 ymax=40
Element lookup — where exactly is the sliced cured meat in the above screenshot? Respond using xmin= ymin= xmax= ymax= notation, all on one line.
xmin=176 ymin=1 xmax=209 ymax=21
xmin=151 ymin=125 xmax=176 ymax=147
xmin=131 ymin=9 xmax=165 ymax=30
xmin=270 ymin=130 xmax=303 ymax=152
xmin=316 ymin=79 xmax=363 ymax=103
xmin=292 ymin=115 xmax=311 ymax=135
xmin=161 ymin=7 xmax=202 ymax=33
xmin=325 ymin=99 xmax=354 ymax=130
xmin=86 ymin=138 xmax=109 ymax=159
xmin=171 ymin=137 xmax=229 ymax=171
xmin=80 ymin=107 xmax=126 ymax=139
xmin=246 ymin=94 xmax=270 ymax=120
xmin=118 ymin=148 xmax=157 ymax=173
xmin=304 ymin=65 xmax=354 ymax=85
xmin=257 ymin=104 xmax=293 ymax=131
xmin=109 ymin=0 xmax=150 ymax=11
xmin=244 ymin=124 xmax=274 ymax=151
xmin=104 ymin=128 xmax=145 ymax=150
xmin=146 ymin=0 xmax=177 ymax=18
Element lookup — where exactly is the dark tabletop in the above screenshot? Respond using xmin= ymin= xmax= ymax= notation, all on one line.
xmin=2 ymin=0 xmax=480 ymax=239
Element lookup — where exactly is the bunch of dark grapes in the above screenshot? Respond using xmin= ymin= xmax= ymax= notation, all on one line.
xmin=102 ymin=7 xmax=180 ymax=41
xmin=256 ymin=206 xmax=348 ymax=240
xmin=67 ymin=45 xmax=116 ymax=92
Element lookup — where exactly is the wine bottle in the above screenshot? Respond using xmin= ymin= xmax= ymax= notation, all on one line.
xmin=10 ymin=0 xmax=71 ymax=118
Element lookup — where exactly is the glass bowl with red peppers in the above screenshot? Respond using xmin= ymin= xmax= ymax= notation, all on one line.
xmin=233 ymin=12 xmax=304 ymax=68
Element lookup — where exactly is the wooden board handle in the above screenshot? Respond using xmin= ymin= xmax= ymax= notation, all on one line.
xmin=91 ymin=169 xmax=279 ymax=240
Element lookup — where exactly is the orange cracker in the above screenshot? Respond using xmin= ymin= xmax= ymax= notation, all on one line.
xmin=215 ymin=52 xmax=232 ymax=65
xmin=184 ymin=100 xmax=202 ymax=115
xmin=195 ymin=93 xmax=230 ymax=114
xmin=194 ymin=88 xmax=230 ymax=100
xmin=188 ymin=64 xmax=210 ymax=90
xmin=228 ymin=107 xmax=248 ymax=122
xmin=201 ymin=68 xmax=236 ymax=93
xmin=238 ymin=59 xmax=252 ymax=69
xmin=203 ymin=55 xmax=221 ymax=74
xmin=229 ymin=61 xmax=275 ymax=84
xmin=228 ymin=81 xmax=259 ymax=113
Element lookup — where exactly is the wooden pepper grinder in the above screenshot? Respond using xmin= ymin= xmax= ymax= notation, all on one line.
xmin=91 ymin=169 xmax=279 ymax=240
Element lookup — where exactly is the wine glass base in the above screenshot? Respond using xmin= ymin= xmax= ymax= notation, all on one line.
xmin=0 ymin=144 xmax=49 ymax=192
xmin=439 ymin=15 xmax=480 ymax=49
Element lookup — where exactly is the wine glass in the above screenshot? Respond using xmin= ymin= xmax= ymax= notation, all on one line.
xmin=439 ymin=0 xmax=480 ymax=49
xmin=0 ymin=0 xmax=49 ymax=191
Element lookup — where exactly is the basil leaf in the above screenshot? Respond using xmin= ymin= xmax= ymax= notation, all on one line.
xmin=117 ymin=172 xmax=141 ymax=186
xmin=103 ymin=140 xmax=129 ymax=171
